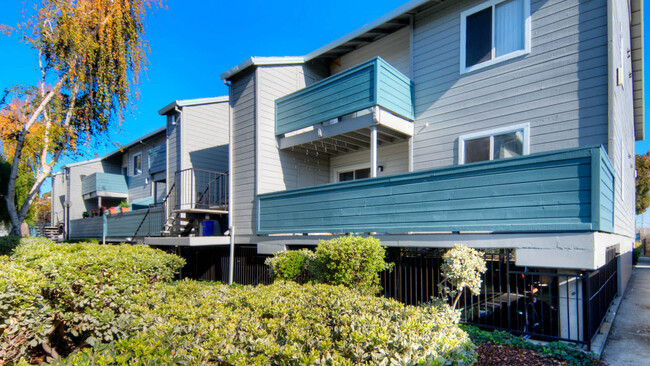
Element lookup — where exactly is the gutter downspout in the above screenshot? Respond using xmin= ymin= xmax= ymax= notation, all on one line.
xmin=225 ymin=79 xmax=235 ymax=285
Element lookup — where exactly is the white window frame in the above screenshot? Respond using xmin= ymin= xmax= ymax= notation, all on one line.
xmin=132 ymin=152 xmax=142 ymax=176
xmin=460 ymin=0 xmax=532 ymax=74
xmin=458 ymin=123 xmax=530 ymax=164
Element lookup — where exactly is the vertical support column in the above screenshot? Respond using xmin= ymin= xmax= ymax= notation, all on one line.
xmin=370 ymin=125 xmax=378 ymax=178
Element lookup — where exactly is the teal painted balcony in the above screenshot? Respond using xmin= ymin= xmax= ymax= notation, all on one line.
xmin=81 ymin=172 xmax=128 ymax=200
xmin=258 ymin=146 xmax=615 ymax=235
xmin=275 ymin=57 xmax=414 ymax=136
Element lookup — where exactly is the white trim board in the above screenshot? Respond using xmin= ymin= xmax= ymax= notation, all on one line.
xmin=458 ymin=122 xmax=530 ymax=164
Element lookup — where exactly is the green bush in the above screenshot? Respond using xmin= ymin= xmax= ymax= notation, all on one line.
xmin=633 ymin=244 xmax=643 ymax=265
xmin=314 ymin=236 xmax=393 ymax=294
xmin=63 ymin=281 xmax=476 ymax=365
xmin=63 ymin=238 xmax=100 ymax=244
xmin=265 ymin=248 xmax=316 ymax=284
xmin=1 ymin=238 xmax=185 ymax=363
xmin=0 ymin=257 xmax=51 ymax=363
xmin=0 ymin=236 xmax=21 ymax=256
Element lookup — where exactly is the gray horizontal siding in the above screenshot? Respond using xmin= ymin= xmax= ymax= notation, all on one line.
xmin=332 ymin=26 xmax=410 ymax=77
xmin=181 ymin=102 xmax=229 ymax=173
xmin=257 ymin=65 xmax=331 ymax=197
xmin=411 ymin=0 xmax=609 ymax=170
xmin=231 ymin=69 xmax=257 ymax=236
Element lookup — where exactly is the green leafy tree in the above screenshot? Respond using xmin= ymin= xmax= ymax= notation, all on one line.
xmin=636 ymin=152 xmax=650 ymax=215
xmin=0 ymin=0 xmax=162 ymax=236
xmin=439 ymin=244 xmax=487 ymax=310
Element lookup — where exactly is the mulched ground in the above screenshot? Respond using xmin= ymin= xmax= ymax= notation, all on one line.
xmin=475 ymin=342 xmax=608 ymax=366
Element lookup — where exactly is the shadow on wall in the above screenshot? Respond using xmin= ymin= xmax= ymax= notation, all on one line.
xmin=188 ymin=145 xmax=229 ymax=173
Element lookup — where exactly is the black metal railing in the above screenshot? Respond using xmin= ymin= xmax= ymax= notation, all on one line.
xmin=171 ymin=246 xmax=271 ymax=284
xmin=584 ymin=247 xmax=618 ymax=341
xmin=132 ymin=182 xmax=176 ymax=240
xmin=378 ymin=247 xmax=620 ymax=347
xmin=173 ymin=169 xmax=228 ymax=211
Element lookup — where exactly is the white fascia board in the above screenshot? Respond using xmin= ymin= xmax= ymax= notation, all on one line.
xmin=61 ymin=157 xmax=103 ymax=169
xmin=304 ymin=0 xmax=432 ymax=61
xmin=157 ymin=96 xmax=230 ymax=115
xmin=220 ymin=56 xmax=305 ymax=81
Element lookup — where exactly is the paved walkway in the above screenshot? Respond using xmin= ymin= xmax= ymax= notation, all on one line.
xmin=601 ymin=256 xmax=650 ymax=365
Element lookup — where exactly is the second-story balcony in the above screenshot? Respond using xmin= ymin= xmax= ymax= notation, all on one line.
xmin=275 ymin=57 xmax=414 ymax=157
xmin=258 ymin=146 xmax=615 ymax=235
xmin=81 ymin=172 xmax=128 ymax=200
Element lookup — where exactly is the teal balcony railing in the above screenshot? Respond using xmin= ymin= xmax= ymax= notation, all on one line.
xmin=81 ymin=172 xmax=128 ymax=197
xmin=258 ymin=146 xmax=615 ymax=235
xmin=275 ymin=57 xmax=414 ymax=136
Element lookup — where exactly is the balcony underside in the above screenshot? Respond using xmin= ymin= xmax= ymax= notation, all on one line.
xmin=278 ymin=107 xmax=413 ymax=157
xmin=257 ymin=146 xmax=615 ymax=235
xmin=82 ymin=191 xmax=128 ymax=200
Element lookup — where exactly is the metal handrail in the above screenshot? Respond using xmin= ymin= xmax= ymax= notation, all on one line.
xmin=131 ymin=182 xmax=176 ymax=240
xmin=173 ymin=168 xmax=228 ymax=211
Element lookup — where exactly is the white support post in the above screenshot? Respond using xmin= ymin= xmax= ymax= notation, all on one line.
xmin=370 ymin=125 xmax=378 ymax=178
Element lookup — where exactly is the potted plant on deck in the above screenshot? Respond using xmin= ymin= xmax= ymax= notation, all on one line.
xmin=108 ymin=206 xmax=117 ymax=215
xmin=118 ymin=201 xmax=129 ymax=213
xmin=82 ymin=211 xmax=89 ymax=219
xmin=90 ymin=209 xmax=97 ymax=217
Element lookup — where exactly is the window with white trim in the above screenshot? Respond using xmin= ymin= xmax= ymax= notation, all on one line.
xmin=459 ymin=124 xmax=530 ymax=164
xmin=460 ymin=0 xmax=531 ymax=73
xmin=133 ymin=152 xmax=142 ymax=176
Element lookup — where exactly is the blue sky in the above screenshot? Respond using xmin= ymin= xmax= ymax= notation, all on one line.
xmin=1 ymin=0 xmax=649 ymax=198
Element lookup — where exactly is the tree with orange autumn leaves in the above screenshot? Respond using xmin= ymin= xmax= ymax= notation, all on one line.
xmin=1 ymin=0 xmax=162 ymax=236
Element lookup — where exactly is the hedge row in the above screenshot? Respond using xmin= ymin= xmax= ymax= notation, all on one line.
xmin=0 ymin=238 xmax=185 ymax=363
xmin=64 ymin=281 xmax=477 ymax=365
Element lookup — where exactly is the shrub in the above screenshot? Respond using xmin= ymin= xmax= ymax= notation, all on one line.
xmin=462 ymin=325 xmax=601 ymax=366
xmin=0 ymin=257 xmax=51 ymax=363
xmin=1 ymin=238 xmax=185 ymax=362
xmin=265 ymin=249 xmax=316 ymax=284
xmin=313 ymin=236 xmax=393 ymax=294
xmin=0 ymin=236 xmax=21 ymax=256
xmin=633 ymin=243 xmax=643 ymax=265
xmin=439 ymin=245 xmax=487 ymax=309
xmin=63 ymin=281 xmax=477 ymax=365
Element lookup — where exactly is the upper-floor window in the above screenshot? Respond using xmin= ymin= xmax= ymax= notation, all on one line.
xmin=459 ymin=123 xmax=530 ymax=164
xmin=133 ymin=153 xmax=142 ymax=176
xmin=460 ymin=0 xmax=531 ymax=73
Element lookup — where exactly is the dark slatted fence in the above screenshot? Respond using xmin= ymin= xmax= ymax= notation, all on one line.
xmin=167 ymin=244 xmax=619 ymax=347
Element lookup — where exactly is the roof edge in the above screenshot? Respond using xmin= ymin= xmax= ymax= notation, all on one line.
xmin=220 ymin=56 xmax=305 ymax=81
xmin=304 ymin=0 xmax=432 ymax=61
xmin=158 ymin=96 xmax=229 ymax=115
xmin=103 ymin=126 xmax=167 ymax=159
